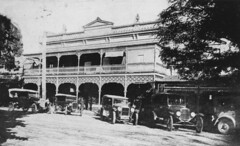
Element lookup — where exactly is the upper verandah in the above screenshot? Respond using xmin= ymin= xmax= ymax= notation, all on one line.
xmin=46 ymin=17 xmax=160 ymax=43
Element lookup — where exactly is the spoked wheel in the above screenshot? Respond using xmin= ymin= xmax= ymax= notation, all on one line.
xmin=64 ymin=106 xmax=68 ymax=115
xmin=196 ymin=116 xmax=203 ymax=133
xmin=133 ymin=113 xmax=139 ymax=126
xmin=31 ymin=103 xmax=38 ymax=113
xmin=217 ymin=119 xmax=234 ymax=134
xmin=8 ymin=103 xmax=15 ymax=112
xmin=167 ymin=116 xmax=173 ymax=131
xmin=112 ymin=111 xmax=116 ymax=124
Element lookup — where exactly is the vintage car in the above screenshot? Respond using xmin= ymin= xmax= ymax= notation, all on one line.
xmin=201 ymin=94 xmax=240 ymax=134
xmin=139 ymin=92 xmax=204 ymax=133
xmin=100 ymin=94 xmax=137 ymax=124
xmin=8 ymin=88 xmax=41 ymax=112
xmin=54 ymin=93 xmax=82 ymax=115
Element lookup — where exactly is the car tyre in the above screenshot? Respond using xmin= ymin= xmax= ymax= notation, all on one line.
xmin=133 ymin=113 xmax=139 ymax=125
xmin=196 ymin=116 xmax=203 ymax=133
xmin=64 ymin=106 xmax=68 ymax=115
xmin=8 ymin=102 xmax=15 ymax=112
xmin=112 ymin=111 xmax=116 ymax=124
xmin=167 ymin=116 xmax=173 ymax=131
xmin=31 ymin=103 xmax=38 ymax=113
xmin=100 ymin=109 xmax=104 ymax=120
xmin=217 ymin=118 xmax=234 ymax=134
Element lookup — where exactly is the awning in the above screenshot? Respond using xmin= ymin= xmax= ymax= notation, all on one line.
xmin=105 ymin=51 xmax=124 ymax=57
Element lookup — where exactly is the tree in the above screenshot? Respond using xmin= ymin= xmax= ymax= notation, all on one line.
xmin=0 ymin=14 xmax=23 ymax=70
xmin=157 ymin=0 xmax=240 ymax=86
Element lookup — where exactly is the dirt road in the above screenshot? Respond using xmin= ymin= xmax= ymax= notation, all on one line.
xmin=0 ymin=107 xmax=239 ymax=146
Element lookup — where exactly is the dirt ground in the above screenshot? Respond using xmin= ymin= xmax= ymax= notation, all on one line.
xmin=0 ymin=107 xmax=239 ymax=146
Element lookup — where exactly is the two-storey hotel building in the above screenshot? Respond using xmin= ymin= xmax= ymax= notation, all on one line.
xmin=23 ymin=17 xmax=173 ymax=105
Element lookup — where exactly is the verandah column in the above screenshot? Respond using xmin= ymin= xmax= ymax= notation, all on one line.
xmin=57 ymin=53 xmax=60 ymax=75
xmin=77 ymin=53 xmax=81 ymax=73
xmin=98 ymin=76 xmax=102 ymax=105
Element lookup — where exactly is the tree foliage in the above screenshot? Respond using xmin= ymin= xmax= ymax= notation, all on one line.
xmin=0 ymin=14 xmax=23 ymax=70
xmin=157 ymin=0 xmax=240 ymax=85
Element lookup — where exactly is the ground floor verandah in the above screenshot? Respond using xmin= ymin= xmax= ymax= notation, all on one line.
xmin=23 ymin=73 xmax=165 ymax=107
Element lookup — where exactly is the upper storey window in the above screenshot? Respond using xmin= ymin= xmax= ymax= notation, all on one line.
xmin=103 ymin=51 xmax=126 ymax=65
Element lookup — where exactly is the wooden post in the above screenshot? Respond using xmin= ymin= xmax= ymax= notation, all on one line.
xmin=40 ymin=32 xmax=47 ymax=100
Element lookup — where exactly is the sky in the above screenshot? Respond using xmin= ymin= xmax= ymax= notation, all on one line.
xmin=0 ymin=0 xmax=169 ymax=54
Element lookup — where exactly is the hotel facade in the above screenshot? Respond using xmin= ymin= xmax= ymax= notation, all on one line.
xmin=23 ymin=17 xmax=173 ymax=105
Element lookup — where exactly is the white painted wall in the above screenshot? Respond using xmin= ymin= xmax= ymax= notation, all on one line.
xmin=127 ymin=46 xmax=155 ymax=64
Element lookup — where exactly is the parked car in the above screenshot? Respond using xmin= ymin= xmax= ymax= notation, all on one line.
xmin=100 ymin=94 xmax=137 ymax=124
xmin=54 ymin=93 xmax=81 ymax=115
xmin=8 ymin=88 xmax=41 ymax=112
xmin=201 ymin=94 xmax=240 ymax=134
xmin=139 ymin=92 xmax=204 ymax=133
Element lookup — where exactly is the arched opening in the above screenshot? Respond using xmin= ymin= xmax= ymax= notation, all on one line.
xmin=79 ymin=83 xmax=99 ymax=110
xmin=101 ymin=83 xmax=124 ymax=99
xmin=24 ymin=83 xmax=38 ymax=91
xmin=47 ymin=56 xmax=57 ymax=68
xmin=46 ymin=83 xmax=56 ymax=103
xmin=80 ymin=53 xmax=100 ymax=66
xmin=59 ymin=55 xmax=78 ymax=67
xmin=127 ymin=83 xmax=151 ymax=103
xmin=58 ymin=83 xmax=76 ymax=95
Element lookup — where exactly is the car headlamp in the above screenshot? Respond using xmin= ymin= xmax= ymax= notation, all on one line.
xmin=131 ymin=108 xmax=134 ymax=113
xmin=176 ymin=111 xmax=181 ymax=116
xmin=191 ymin=112 xmax=196 ymax=117
xmin=117 ymin=107 xmax=122 ymax=111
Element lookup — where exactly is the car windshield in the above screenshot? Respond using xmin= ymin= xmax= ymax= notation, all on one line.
xmin=114 ymin=99 xmax=127 ymax=104
xmin=103 ymin=97 xmax=112 ymax=105
xmin=168 ymin=95 xmax=186 ymax=105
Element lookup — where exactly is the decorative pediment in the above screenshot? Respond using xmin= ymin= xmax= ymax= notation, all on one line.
xmin=83 ymin=17 xmax=113 ymax=28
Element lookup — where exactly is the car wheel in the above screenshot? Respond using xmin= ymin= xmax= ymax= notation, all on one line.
xmin=31 ymin=103 xmax=38 ymax=113
xmin=112 ymin=111 xmax=116 ymax=124
xmin=8 ymin=103 xmax=15 ymax=112
xmin=167 ymin=116 xmax=173 ymax=131
xmin=100 ymin=109 xmax=104 ymax=120
xmin=217 ymin=118 xmax=234 ymax=134
xmin=196 ymin=116 xmax=203 ymax=133
xmin=64 ymin=106 xmax=68 ymax=115
xmin=133 ymin=113 xmax=139 ymax=126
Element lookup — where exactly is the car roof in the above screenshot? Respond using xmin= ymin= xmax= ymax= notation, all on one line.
xmin=9 ymin=88 xmax=38 ymax=94
xmin=154 ymin=92 xmax=182 ymax=97
xmin=103 ymin=94 xmax=128 ymax=99
xmin=103 ymin=94 xmax=128 ymax=100
xmin=55 ymin=93 xmax=76 ymax=98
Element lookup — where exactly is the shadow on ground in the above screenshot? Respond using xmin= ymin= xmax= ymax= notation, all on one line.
xmin=0 ymin=108 xmax=29 ymax=144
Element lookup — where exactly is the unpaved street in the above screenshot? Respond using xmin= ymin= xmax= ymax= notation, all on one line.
xmin=0 ymin=107 xmax=239 ymax=146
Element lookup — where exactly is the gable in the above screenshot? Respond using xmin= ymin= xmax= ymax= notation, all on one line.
xmin=83 ymin=17 xmax=113 ymax=29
